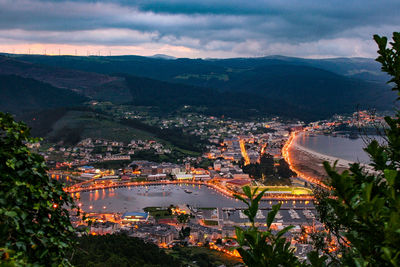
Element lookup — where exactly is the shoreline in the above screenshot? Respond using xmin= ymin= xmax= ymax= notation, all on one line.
xmin=293 ymin=132 xmax=355 ymax=168
xmin=66 ymin=180 xmax=314 ymax=201
xmin=286 ymin=132 xmax=375 ymax=186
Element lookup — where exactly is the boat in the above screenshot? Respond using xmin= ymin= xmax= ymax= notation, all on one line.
xmin=184 ymin=189 xmax=193 ymax=194
xmin=348 ymin=132 xmax=359 ymax=139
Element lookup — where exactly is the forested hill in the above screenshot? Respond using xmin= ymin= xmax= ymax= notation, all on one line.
xmin=0 ymin=54 xmax=395 ymax=121
xmin=124 ymin=74 xmax=317 ymax=119
xmin=0 ymin=75 xmax=87 ymax=114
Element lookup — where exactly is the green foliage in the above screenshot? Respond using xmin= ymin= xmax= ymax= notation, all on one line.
xmin=71 ymin=234 xmax=181 ymax=267
xmin=242 ymin=154 xmax=292 ymax=185
xmin=170 ymin=246 xmax=241 ymax=267
xmin=143 ymin=207 xmax=173 ymax=219
xmin=0 ymin=74 xmax=87 ymax=114
xmin=314 ymin=32 xmax=400 ymax=266
xmin=10 ymin=54 xmax=393 ymax=121
xmin=194 ymin=158 xmax=213 ymax=169
xmin=202 ymin=220 xmax=218 ymax=226
xmin=179 ymin=227 xmax=191 ymax=241
xmin=233 ymin=186 xmax=304 ymax=266
xmin=0 ymin=112 xmax=77 ymax=266
xmin=177 ymin=213 xmax=190 ymax=224
xmin=374 ymin=32 xmax=400 ymax=97
xmin=277 ymin=158 xmax=295 ymax=179
xmin=120 ymin=117 xmax=208 ymax=153
xmin=15 ymin=108 xmax=69 ymax=138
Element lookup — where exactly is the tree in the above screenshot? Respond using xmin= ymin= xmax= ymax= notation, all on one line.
xmin=0 ymin=112 xmax=78 ymax=266
xmin=259 ymin=153 xmax=275 ymax=178
xmin=179 ymin=226 xmax=191 ymax=241
xmin=277 ymin=158 xmax=295 ymax=179
xmin=71 ymin=234 xmax=182 ymax=267
xmin=314 ymin=32 xmax=400 ymax=266
xmin=177 ymin=213 xmax=190 ymax=224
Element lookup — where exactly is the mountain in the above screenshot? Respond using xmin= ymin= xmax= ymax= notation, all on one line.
xmin=8 ymin=54 xmax=389 ymax=83
xmin=1 ymin=54 xmax=395 ymax=121
xmin=124 ymin=74 xmax=310 ymax=119
xmin=149 ymin=54 xmax=177 ymax=60
xmin=219 ymin=64 xmax=393 ymax=115
xmin=0 ymin=56 xmax=131 ymax=103
xmin=0 ymin=75 xmax=87 ymax=114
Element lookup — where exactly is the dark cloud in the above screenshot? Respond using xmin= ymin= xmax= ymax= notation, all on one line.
xmin=0 ymin=0 xmax=399 ymax=57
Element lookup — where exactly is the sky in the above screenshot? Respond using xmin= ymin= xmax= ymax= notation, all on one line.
xmin=0 ymin=0 xmax=399 ymax=58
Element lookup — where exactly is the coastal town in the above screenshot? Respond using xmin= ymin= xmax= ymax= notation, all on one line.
xmin=26 ymin=107 xmax=384 ymax=260
xmin=2 ymin=5 xmax=398 ymax=266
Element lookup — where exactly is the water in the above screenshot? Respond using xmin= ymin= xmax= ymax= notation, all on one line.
xmin=76 ymin=184 xmax=311 ymax=213
xmin=296 ymin=133 xmax=383 ymax=164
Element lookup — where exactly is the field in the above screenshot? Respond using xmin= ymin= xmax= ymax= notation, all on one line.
xmin=143 ymin=207 xmax=174 ymax=219
xmin=203 ymin=220 xmax=219 ymax=226
xmin=251 ymin=186 xmax=313 ymax=195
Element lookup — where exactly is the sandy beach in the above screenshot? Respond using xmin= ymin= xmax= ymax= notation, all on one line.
xmin=288 ymin=132 xmax=374 ymax=183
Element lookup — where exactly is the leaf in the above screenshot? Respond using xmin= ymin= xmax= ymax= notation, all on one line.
xmin=267 ymin=203 xmax=281 ymax=229
xmin=276 ymin=225 xmax=295 ymax=239
xmin=235 ymin=227 xmax=244 ymax=244
xmin=253 ymin=189 xmax=267 ymax=205
xmin=384 ymin=169 xmax=397 ymax=186
xmin=242 ymin=186 xmax=252 ymax=198
xmin=233 ymin=194 xmax=249 ymax=206
xmin=307 ymin=251 xmax=328 ymax=267
xmin=363 ymin=182 xmax=373 ymax=202
xmin=5 ymin=211 xmax=17 ymax=218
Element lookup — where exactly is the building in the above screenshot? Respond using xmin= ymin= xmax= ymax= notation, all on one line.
xmin=147 ymin=174 xmax=167 ymax=181
xmin=90 ymin=221 xmax=120 ymax=235
xmin=103 ymin=155 xmax=131 ymax=161
xmin=175 ymin=173 xmax=193 ymax=180
xmin=232 ymin=173 xmax=250 ymax=179
xmin=121 ymin=212 xmax=149 ymax=224
xmin=131 ymin=224 xmax=178 ymax=245
xmin=193 ymin=174 xmax=211 ymax=181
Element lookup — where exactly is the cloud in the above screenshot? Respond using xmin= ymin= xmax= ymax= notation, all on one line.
xmin=0 ymin=0 xmax=399 ymax=58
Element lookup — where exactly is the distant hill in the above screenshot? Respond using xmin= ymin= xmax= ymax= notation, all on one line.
xmin=124 ymin=74 xmax=316 ymax=120
xmin=208 ymin=56 xmax=388 ymax=82
xmin=1 ymin=54 xmax=395 ymax=121
xmin=220 ymin=64 xmax=393 ymax=115
xmin=0 ymin=75 xmax=87 ymax=114
xmin=149 ymin=54 xmax=177 ymax=60
xmin=0 ymin=56 xmax=131 ymax=103
xmin=8 ymin=53 xmax=389 ymax=83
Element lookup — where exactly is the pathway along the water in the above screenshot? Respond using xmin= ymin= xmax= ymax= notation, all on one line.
xmin=75 ymin=184 xmax=314 ymax=213
xmin=282 ymin=131 xmax=330 ymax=189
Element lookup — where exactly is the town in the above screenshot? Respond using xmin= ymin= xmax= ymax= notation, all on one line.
xmin=28 ymin=106 xmax=385 ymax=260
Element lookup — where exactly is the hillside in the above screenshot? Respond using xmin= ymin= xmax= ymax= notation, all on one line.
xmin=16 ymin=107 xmax=206 ymax=160
xmin=224 ymin=64 xmax=393 ymax=115
xmin=0 ymin=75 xmax=87 ymax=114
xmin=8 ymin=53 xmax=389 ymax=84
xmin=1 ymin=54 xmax=395 ymax=121
xmin=0 ymin=56 xmax=131 ymax=103
xmin=124 ymin=74 xmax=315 ymax=119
